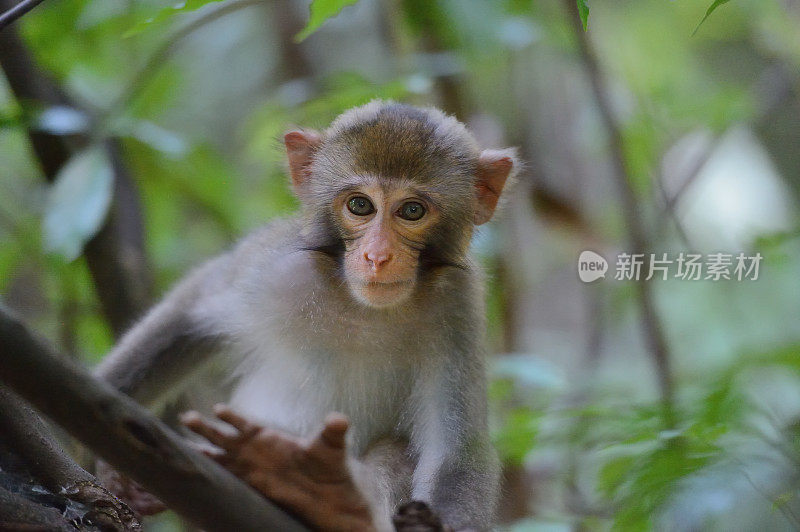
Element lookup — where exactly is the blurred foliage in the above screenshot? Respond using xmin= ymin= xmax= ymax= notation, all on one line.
xmin=492 ymin=343 xmax=800 ymax=530
xmin=43 ymin=146 xmax=114 ymax=261
xmin=1 ymin=0 xmax=799 ymax=530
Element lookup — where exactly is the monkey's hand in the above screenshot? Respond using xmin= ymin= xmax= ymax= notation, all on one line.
xmin=95 ymin=460 xmax=167 ymax=516
xmin=182 ymin=405 xmax=375 ymax=532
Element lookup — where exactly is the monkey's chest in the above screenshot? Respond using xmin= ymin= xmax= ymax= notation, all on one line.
xmin=228 ymin=343 xmax=417 ymax=454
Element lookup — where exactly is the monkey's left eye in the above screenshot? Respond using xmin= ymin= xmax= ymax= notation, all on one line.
xmin=347 ymin=196 xmax=375 ymax=216
xmin=398 ymin=201 xmax=426 ymax=221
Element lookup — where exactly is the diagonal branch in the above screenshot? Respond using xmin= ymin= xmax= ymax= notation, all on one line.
xmin=0 ymin=385 xmax=94 ymax=490
xmin=563 ymin=0 xmax=676 ymax=426
xmin=655 ymin=137 xmax=720 ymax=249
xmin=0 ymin=304 xmax=307 ymax=531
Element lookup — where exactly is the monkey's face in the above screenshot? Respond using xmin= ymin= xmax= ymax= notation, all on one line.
xmin=284 ymin=102 xmax=517 ymax=309
xmin=334 ymin=181 xmax=440 ymax=308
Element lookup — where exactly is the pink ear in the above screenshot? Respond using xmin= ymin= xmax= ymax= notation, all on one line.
xmin=284 ymin=130 xmax=322 ymax=189
xmin=474 ymin=150 xmax=513 ymax=225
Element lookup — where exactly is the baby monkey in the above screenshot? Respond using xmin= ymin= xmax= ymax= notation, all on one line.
xmin=97 ymin=101 xmax=518 ymax=531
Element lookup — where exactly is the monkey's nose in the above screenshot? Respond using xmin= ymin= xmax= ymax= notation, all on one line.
xmin=365 ymin=251 xmax=392 ymax=271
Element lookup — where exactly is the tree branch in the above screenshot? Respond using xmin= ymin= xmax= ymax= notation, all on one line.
xmin=0 ymin=485 xmax=75 ymax=531
xmin=0 ymin=304 xmax=307 ymax=531
xmin=0 ymin=385 xmax=95 ymax=490
xmin=0 ymin=386 xmax=143 ymax=530
xmin=563 ymin=0 xmax=676 ymax=425
xmin=0 ymin=0 xmax=45 ymax=31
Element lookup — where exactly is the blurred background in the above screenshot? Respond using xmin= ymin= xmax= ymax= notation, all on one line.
xmin=1 ymin=0 xmax=800 ymax=529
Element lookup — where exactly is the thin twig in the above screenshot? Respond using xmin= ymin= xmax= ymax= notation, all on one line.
xmin=563 ymin=0 xmax=676 ymax=426
xmin=734 ymin=457 xmax=800 ymax=528
xmin=105 ymin=0 xmax=265 ymax=120
xmin=0 ymin=0 xmax=45 ymax=31
xmin=661 ymin=139 xmax=718 ymax=217
xmin=655 ymin=135 xmax=719 ymax=249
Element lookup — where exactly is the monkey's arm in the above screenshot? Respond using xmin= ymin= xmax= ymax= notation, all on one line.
xmin=411 ymin=339 xmax=500 ymax=531
xmin=95 ymin=256 xmax=232 ymax=408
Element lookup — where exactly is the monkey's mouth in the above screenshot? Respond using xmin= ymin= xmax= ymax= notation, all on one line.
xmin=351 ymin=279 xmax=415 ymax=307
xmin=364 ymin=280 xmax=412 ymax=288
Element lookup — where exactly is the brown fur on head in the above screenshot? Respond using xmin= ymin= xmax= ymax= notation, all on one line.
xmin=284 ymin=100 xmax=519 ymax=308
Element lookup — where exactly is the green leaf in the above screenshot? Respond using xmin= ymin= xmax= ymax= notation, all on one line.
xmin=295 ymin=0 xmax=360 ymax=42
xmin=693 ymin=0 xmax=731 ymax=36
xmin=576 ymin=0 xmax=589 ymax=31
xmin=126 ymin=0 xmax=226 ymax=37
xmin=43 ymin=146 xmax=114 ymax=261
xmin=598 ymin=455 xmax=636 ymax=498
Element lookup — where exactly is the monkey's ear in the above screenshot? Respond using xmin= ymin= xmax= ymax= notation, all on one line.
xmin=474 ymin=149 xmax=515 ymax=225
xmin=284 ymin=130 xmax=322 ymax=190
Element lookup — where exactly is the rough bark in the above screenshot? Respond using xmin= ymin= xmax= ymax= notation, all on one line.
xmin=0 ymin=385 xmax=95 ymax=491
xmin=0 ymin=387 xmax=140 ymax=530
xmin=0 ymin=485 xmax=76 ymax=531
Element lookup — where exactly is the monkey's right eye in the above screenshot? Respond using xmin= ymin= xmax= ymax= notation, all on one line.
xmin=347 ymin=196 xmax=375 ymax=216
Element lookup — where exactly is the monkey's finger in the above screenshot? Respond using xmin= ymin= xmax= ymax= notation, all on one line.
xmin=184 ymin=438 xmax=222 ymax=456
xmin=200 ymin=448 xmax=234 ymax=468
xmin=180 ymin=411 xmax=237 ymax=449
xmin=213 ymin=404 xmax=260 ymax=438
xmin=318 ymin=412 xmax=349 ymax=450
